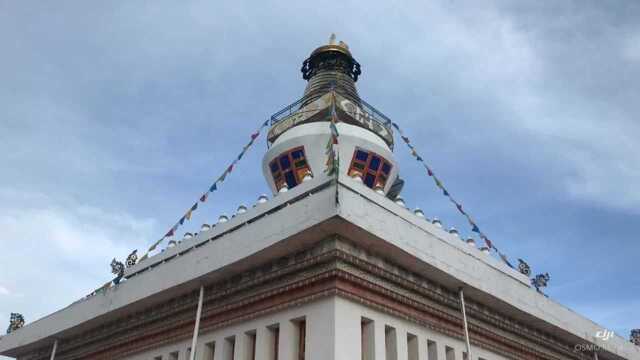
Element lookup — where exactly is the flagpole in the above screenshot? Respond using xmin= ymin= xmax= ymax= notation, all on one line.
xmin=189 ymin=285 xmax=205 ymax=360
xmin=458 ymin=288 xmax=473 ymax=360
xmin=49 ymin=339 xmax=58 ymax=360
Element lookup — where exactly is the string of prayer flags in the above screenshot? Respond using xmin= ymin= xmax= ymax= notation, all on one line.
xmin=139 ymin=117 xmax=271 ymax=261
xmin=391 ymin=120 xmax=517 ymax=270
xmin=325 ymin=92 xmax=340 ymax=176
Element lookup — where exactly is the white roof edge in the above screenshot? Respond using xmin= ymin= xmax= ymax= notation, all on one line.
xmin=0 ymin=176 xmax=338 ymax=356
xmin=2 ymin=176 xmax=638 ymax=360
xmin=336 ymin=178 xmax=640 ymax=360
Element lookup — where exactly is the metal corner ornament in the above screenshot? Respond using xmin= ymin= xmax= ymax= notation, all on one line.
xmin=531 ymin=273 xmax=550 ymax=294
xmin=517 ymin=258 xmax=531 ymax=277
xmin=125 ymin=249 xmax=138 ymax=268
xmin=631 ymin=329 xmax=640 ymax=346
xmin=6 ymin=313 xmax=25 ymax=334
xmin=110 ymin=258 xmax=125 ymax=285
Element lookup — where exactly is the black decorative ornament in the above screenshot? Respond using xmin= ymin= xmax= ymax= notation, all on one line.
xmin=110 ymin=258 xmax=125 ymax=285
xmin=6 ymin=313 xmax=25 ymax=334
xmin=531 ymin=273 xmax=550 ymax=294
xmin=517 ymin=258 xmax=531 ymax=277
xmin=125 ymin=250 xmax=138 ymax=268
xmin=631 ymin=329 xmax=640 ymax=346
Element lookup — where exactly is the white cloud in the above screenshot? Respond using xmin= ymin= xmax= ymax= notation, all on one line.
xmin=0 ymin=190 xmax=157 ymax=325
xmin=622 ymin=31 xmax=640 ymax=61
xmin=387 ymin=2 xmax=640 ymax=212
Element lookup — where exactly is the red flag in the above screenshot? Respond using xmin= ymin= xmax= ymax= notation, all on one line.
xmin=165 ymin=228 xmax=175 ymax=238
xmin=427 ymin=168 xmax=433 ymax=176
xmin=251 ymin=132 xmax=259 ymax=140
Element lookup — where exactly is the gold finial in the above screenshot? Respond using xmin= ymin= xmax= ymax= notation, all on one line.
xmin=309 ymin=34 xmax=353 ymax=58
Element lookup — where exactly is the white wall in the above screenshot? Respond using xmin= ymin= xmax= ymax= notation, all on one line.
xmin=125 ymin=296 xmax=509 ymax=360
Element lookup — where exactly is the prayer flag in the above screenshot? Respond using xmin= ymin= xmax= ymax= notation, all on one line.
xmin=499 ymin=253 xmax=514 ymax=268
xmin=483 ymin=236 xmax=493 ymax=249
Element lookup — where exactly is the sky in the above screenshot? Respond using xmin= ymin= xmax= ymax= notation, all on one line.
xmin=0 ymin=0 xmax=639 ymax=353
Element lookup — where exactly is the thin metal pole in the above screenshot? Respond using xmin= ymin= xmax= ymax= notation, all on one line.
xmin=459 ymin=288 xmax=473 ymax=360
xmin=49 ymin=339 xmax=58 ymax=360
xmin=189 ymin=285 xmax=205 ymax=360
xmin=594 ymin=351 xmax=599 ymax=360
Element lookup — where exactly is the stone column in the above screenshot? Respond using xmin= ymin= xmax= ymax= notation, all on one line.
xmin=305 ymin=298 xmax=336 ymax=360
xmin=278 ymin=320 xmax=298 ymax=360
xmin=234 ymin=334 xmax=246 ymax=360
xmin=333 ymin=298 xmax=361 ymax=360
xmin=395 ymin=328 xmax=408 ymax=360
xmin=374 ymin=319 xmax=387 ymax=360
xmin=255 ymin=326 xmax=274 ymax=360
xmin=417 ymin=337 xmax=428 ymax=360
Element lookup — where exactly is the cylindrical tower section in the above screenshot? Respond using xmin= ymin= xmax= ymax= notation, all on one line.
xmin=300 ymin=44 xmax=361 ymax=107
xmin=263 ymin=37 xmax=399 ymax=196
xmin=263 ymin=122 xmax=398 ymax=195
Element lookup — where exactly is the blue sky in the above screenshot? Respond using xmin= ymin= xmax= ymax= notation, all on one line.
xmin=1 ymin=0 xmax=639 ymax=350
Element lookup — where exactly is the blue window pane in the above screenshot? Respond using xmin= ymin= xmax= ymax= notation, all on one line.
xmin=292 ymin=149 xmax=304 ymax=159
xmin=279 ymin=155 xmax=291 ymax=170
xmin=270 ymin=162 xmax=279 ymax=173
xmin=382 ymin=162 xmax=391 ymax=175
xmin=284 ymin=171 xmax=297 ymax=188
xmin=364 ymin=173 xmax=375 ymax=188
xmin=370 ymin=156 xmax=381 ymax=171
xmin=355 ymin=150 xmax=369 ymax=162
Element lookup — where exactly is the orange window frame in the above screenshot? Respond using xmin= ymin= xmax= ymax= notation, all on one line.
xmin=348 ymin=148 xmax=392 ymax=189
xmin=269 ymin=146 xmax=312 ymax=190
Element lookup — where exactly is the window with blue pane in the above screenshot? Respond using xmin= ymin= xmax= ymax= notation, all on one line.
xmin=348 ymin=147 xmax=393 ymax=190
xmin=269 ymin=146 xmax=312 ymax=191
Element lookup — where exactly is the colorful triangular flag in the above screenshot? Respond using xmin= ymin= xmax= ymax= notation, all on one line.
xmin=482 ymin=236 xmax=493 ymax=249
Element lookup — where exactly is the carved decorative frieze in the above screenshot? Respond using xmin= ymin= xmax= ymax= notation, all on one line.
xmin=21 ymin=237 xmax=592 ymax=360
